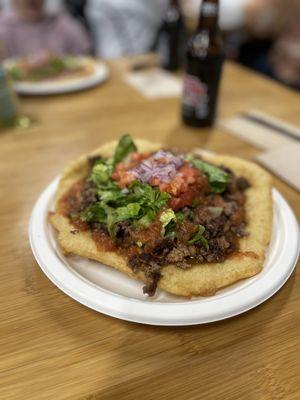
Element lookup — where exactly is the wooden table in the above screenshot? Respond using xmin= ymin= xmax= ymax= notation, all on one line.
xmin=1 ymin=58 xmax=299 ymax=400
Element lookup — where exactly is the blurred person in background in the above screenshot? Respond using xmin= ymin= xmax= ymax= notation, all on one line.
xmin=64 ymin=0 xmax=90 ymax=32
xmin=185 ymin=0 xmax=300 ymax=89
xmin=0 ymin=0 xmax=91 ymax=59
xmin=86 ymin=0 xmax=169 ymax=59
xmin=244 ymin=0 xmax=300 ymax=89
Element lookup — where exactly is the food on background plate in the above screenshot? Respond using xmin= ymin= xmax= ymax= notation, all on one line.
xmin=7 ymin=51 xmax=94 ymax=82
xmin=50 ymin=135 xmax=273 ymax=297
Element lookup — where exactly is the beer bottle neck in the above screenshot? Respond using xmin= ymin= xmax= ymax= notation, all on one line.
xmin=197 ymin=0 xmax=219 ymax=32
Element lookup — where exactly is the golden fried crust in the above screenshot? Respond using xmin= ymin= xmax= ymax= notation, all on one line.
xmin=49 ymin=139 xmax=273 ymax=297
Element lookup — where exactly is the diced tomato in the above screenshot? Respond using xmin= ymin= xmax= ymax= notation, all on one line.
xmin=169 ymin=189 xmax=195 ymax=210
xmin=131 ymin=152 xmax=150 ymax=162
xmin=149 ymin=177 xmax=161 ymax=187
xmin=179 ymin=165 xmax=199 ymax=181
xmin=151 ymin=165 xmax=202 ymax=196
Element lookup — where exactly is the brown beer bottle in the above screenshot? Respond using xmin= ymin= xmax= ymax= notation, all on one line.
xmin=182 ymin=0 xmax=224 ymax=127
xmin=157 ymin=0 xmax=185 ymax=71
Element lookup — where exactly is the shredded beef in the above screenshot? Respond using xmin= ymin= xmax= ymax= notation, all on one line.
xmin=142 ymin=272 xmax=161 ymax=296
xmin=128 ymin=238 xmax=174 ymax=295
xmin=206 ymin=215 xmax=228 ymax=238
xmin=91 ymin=221 xmax=108 ymax=235
xmin=236 ymin=177 xmax=250 ymax=190
xmin=62 ymin=180 xmax=98 ymax=222
xmin=115 ymin=221 xmax=132 ymax=243
xmin=151 ymin=238 xmax=174 ymax=258
xmin=80 ymin=181 xmax=98 ymax=210
xmin=165 ymin=244 xmax=197 ymax=264
xmin=231 ymin=223 xmax=248 ymax=238
xmin=129 ymin=254 xmax=162 ymax=296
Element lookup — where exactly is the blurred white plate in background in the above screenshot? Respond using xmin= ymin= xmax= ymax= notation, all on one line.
xmin=29 ymin=179 xmax=299 ymax=326
xmin=5 ymin=57 xmax=109 ymax=95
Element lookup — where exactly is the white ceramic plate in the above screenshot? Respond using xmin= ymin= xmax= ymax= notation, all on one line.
xmin=5 ymin=57 xmax=109 ymax=95
xmin=29 ymin=179 xmax=299 ymax=326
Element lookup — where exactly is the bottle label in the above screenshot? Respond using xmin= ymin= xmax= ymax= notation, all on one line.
xmin=182 ymin=74 xmax=209 ymax=118
xmin=202 ymin=2 xmax=218 ymax=17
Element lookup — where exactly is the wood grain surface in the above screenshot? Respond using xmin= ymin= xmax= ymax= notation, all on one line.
xmin=0 ymin=58 xmax=299 ymax=400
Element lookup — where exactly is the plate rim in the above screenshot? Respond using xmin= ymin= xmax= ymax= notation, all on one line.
xmin=29 ymin=178 xmax=300 ymax=326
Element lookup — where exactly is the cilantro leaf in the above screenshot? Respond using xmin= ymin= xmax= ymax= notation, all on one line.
xmin=186 ymin=155 xmax=229 ymax=193
xmin=175 ymin=211 xmax=185 ymax=222
xmin=188 ymin=225 xmax=209 ymax=250
xmin=113 ymin=134 xmax=137 ymax=166
xmin=107 ymin=203 xmax=141 ymax=235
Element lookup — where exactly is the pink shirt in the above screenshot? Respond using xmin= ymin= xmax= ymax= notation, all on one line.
xmin=0 ymin=12 xmax=92 ymax=58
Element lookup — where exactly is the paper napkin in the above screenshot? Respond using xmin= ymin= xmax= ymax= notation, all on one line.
xmin=124 ymin=68 xmax=182 ymax=99
xmin=256 ymin=143 xmax=300 ymax=191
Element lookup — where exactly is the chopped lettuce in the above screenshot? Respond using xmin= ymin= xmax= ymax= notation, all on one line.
xmin=81 ymin=149 xmax=170 ymax=235
xmin=188 ymin=225 xmax=209 ymax=249
xmin=106 ymin=203 xmax=141 ymax=235
xmin=160 ymin=209 xmax=176 ymax=228
xmin=90 ymin=160 xmax=113 ymax=185
xmin=113 ymin=203 xmax=141 ymax=221
xmin=160 ymin=209 xmax=176 ymax=235
xmin=81 ymin=203 xmax=107 ymax=223
xmin=130 ymin=180 xmax=170 ymax=209
xmin=186 ymin=155 xmax=229 ymax=193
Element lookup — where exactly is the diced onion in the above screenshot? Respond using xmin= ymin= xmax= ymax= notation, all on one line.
xmin=130 ymin=151 xmax=184 ymax=184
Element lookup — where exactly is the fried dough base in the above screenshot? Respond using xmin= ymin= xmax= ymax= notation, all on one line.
xmin=50 ymin=139 xmax=273 ymax=297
